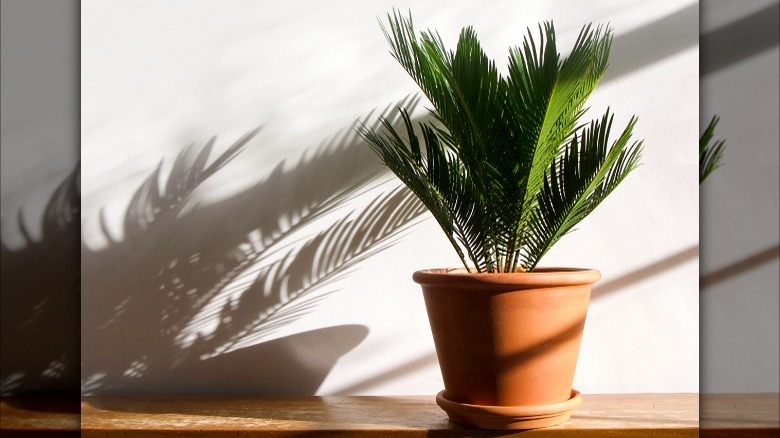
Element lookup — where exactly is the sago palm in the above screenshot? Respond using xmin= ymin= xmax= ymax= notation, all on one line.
xmin=358 ymin=11 xmax=644 ymax=273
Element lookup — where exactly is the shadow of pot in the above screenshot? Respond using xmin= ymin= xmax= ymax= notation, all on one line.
xmin=106 ymin=325 xmax=369 ymax=395
xmin=413 ymin=267 xmax=600 ymax=430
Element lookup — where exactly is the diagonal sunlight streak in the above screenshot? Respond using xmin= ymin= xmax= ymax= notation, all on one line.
xmin=700 ymin=244 xmax=780 ymax=289
xmin=591 ymin=245 xmax=699 ymax=300
xmin=498 ymin=317 xmax=586 ymax=371
xmin=603 ymin=3 xmax=698 ymax=81
xmin=700 ymin=2 xmax=780 ymax=77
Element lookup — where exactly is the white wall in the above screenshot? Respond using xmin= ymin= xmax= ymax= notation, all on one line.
xmin=700 ymin=0 xmax=779 ymax=393
xmin=81 ymin=0 xmax=699 ymax=395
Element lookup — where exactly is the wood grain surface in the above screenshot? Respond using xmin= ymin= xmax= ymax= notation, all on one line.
xmin=0 ymin=395 xmax=80 ymax=436
xmin=3 ymin=393 xmax=779 ymax=437
xmin=700 ymin=393 xmax=780 ymax=438
xmin=80 ymin=393 xmax=699 ymax=437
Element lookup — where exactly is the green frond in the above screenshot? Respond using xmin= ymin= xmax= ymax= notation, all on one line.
xmin=700 ymin=115 xmax=726 ymax=183
xmin=521 ymin=110 xmax=643 ymax=270
xmin=360 ymin=11 xmax=643 ymax=272
xmin=357 ymin=110 xmax=480 ymax=271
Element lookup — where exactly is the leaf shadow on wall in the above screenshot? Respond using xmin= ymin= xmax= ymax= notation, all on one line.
xmin=80 ymin=96 xmax=428 ymax=395
xmin=1 ymin=166 xmax=80 ymax=396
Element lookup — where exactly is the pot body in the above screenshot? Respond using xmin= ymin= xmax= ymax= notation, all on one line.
xmin=414 ymin=267 xmax=600 ymax=408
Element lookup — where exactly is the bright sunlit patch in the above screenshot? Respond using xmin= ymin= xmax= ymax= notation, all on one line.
xmin=81 ymin=372 xmax=107 ymax=395
xmin=0 ymin=372 xmax=25 ymax=395
xmin=122 ymin=358 xmax=148 ymax=378
xmin=41 ymin=357 xmax=67 ymax=379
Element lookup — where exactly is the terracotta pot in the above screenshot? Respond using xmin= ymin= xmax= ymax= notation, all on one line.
xmin=413 ymin=267 xmax=600 ymax=430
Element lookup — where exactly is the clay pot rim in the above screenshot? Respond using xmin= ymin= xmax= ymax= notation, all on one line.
xmin=413 ymin=267 xmax=600 ymax=287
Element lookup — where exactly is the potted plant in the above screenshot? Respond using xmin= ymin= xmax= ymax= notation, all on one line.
xmin=358 ymin=11 xmax=644 ymax=430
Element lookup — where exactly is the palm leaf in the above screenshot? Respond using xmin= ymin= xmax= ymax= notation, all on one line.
xmin=700 ymin=115 xmax=726 ymax=183
xmin=522 ymin=110 xmax=643 ymax=269
xmin=357 ymin=110 xmax=478 ymax=270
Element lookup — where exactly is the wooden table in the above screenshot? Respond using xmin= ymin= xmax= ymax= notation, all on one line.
xmin=0 ymin=395 xmax=80 ymax=437
xmin=2 ymin=393 xmax=778 ymax=436
xmin=700 ymin=393 xmax=780 ymax=438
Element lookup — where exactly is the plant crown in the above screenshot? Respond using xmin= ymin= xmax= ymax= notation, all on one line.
xmin=359 ymin=11 xmax=644 ymax=273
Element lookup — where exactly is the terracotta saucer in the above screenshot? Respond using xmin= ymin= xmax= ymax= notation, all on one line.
xmin=436 ymin=389 xmax=582 ymax=430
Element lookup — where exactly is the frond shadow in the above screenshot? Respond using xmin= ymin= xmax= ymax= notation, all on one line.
xmin=1 ymin=165 xmax=80 ymax=395
xmin=81 ymin=96 xmax=427 ymax=394
xmin=198 ymin=184 xmax=426 ymax=358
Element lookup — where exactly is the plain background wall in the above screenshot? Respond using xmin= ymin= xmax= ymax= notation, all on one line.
xmin=700 ymin=0 xmax=780 ymax=393
xmin=80 ymin=0 xmax=699 ymax=395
